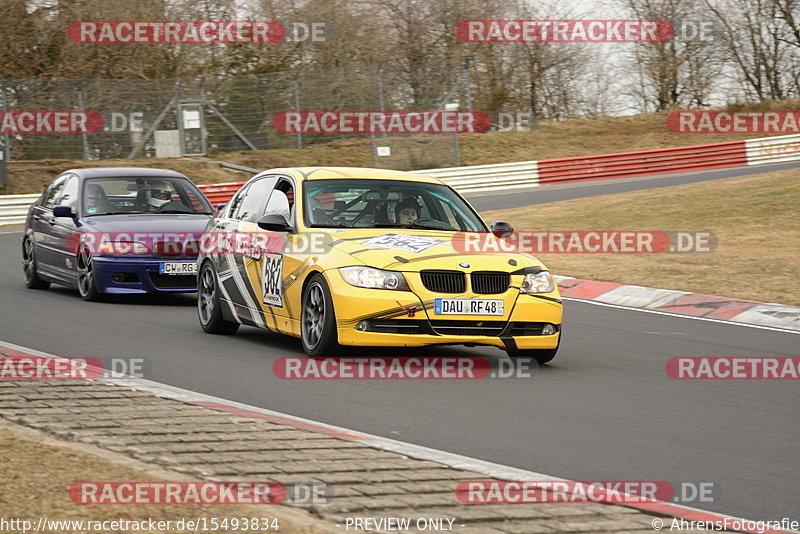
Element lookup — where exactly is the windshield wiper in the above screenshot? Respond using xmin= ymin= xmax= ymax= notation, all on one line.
xmin=408 ymin=220 xmax=456 ymax=231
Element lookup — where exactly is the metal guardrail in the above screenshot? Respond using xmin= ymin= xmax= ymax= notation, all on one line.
xmin=410 ymin=161 xmax=539 ymax=193
xmin=745 ymin=134 xmax=800 ymax=165
xmin=2 ymin=133 xmax=800 ymax=225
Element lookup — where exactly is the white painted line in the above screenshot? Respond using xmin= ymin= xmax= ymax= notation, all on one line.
xmin=1 ymin=337 xmax=796 ymax=534
xmin=564 ymin=297 xmax=800 ymax=335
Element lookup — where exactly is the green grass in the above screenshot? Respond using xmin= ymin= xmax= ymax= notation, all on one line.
xmin=481 ymin=168 xmax=800 ymax=306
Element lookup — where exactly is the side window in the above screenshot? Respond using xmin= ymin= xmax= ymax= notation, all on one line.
xmin=55 ymin=175 xmax=79 ymax=210
xmin=226 ymin=184 xmax=250 ymax=219
xmin=232 ymin=177 xmax=277 ymax=223
xmin=42 ymin=176 xmax=67 ymax=210
xmin=264 ymin=179 xmax=294 ymax=222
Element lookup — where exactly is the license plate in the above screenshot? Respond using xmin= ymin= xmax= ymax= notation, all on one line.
xmin=434 ymin=298 xmax=504 ymax=316
xmin=159 ymin=262 xmax=197 ymax=275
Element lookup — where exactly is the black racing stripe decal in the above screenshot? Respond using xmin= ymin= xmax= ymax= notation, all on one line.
xmin=384 ymin=252 xmax=466 ymax=268
xmin=221 ymin=276 xmax=243 ymax=305
xmin=500 ymin=337 xmax=517 ymax=351
xmin=527 ymin=294 xmax=562 ymax=304
xmin=243 ymin=257 xmax=279 ymax=332
xmin=337 ymin=298 xmax=437 ymax=327
xmin=337 ymin=292 xmax=488 ymax=327
xmin=282 ymin=259 xmax=313 ymax=292
xmin=510 ymin=266 xmax=543 ymax=275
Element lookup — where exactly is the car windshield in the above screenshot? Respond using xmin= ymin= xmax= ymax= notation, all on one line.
xmin=303 ymin=179 xmax=487 ymax=232
xmin=82 ymin=176 xmax=213 ymax=216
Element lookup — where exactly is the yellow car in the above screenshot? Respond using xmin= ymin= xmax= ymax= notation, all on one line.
xmin=196 ymin=167 xmax=563 ymax=363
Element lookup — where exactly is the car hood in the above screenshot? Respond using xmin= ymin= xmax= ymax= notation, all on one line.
xmin=323 ymin=228 xmax=545 ymax=272
xmin=81 ymin=214 xmax=211 ymax=234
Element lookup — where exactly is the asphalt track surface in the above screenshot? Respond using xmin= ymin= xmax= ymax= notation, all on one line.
xmin=1 ymin=166 xmax=798 ymax=523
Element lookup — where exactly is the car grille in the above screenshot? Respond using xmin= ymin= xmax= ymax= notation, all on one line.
xmin=471 ymin=271 xmax=510 ymax=294
xmin=153 ymin=240 xmax=199 ymax=257
xmin=362 ymin=320 xmax=558 ymax=337
xmin=149 ymin=273 xmax=197 ymax=289
xmin=428 ymin=320 xmax=506 ymax=336
xmin=420 ymin=270 xmax=466 ymax=293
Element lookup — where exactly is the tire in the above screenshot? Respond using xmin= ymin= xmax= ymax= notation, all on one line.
xmin=506 ymin=332 xmax=561 ymax=365
xmin=76 ymin=246 xmax=100 ymax=301
xmin=198 ymin=261 xmax=239 ymax=334
xmin=22 ymin=238 xmax=50 ymax=290
xmin=301 ymin=274 xmax=340 ymax=357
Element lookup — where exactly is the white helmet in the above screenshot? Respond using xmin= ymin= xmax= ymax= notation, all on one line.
xmin=148 ymin=181 xmax=172 ymax=208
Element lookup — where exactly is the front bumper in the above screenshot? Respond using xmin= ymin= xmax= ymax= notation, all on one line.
xmin=327 ymin=270 xmax=562 ymax=349
xmin=93 ymin=257 xmax=198 ymax=294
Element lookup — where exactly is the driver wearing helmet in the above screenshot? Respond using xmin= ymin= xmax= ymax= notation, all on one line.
xmin=148 ymin=181 xmax=174 ymax=210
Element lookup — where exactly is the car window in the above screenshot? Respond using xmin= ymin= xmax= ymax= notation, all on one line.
xmin=81 ymin=176 xmax=213 ymax=216
xmin=55 ymin=175 xmax=79 ymax=210
xmin=41 ymin=176 xmax=67 ymax=210
xmin=226 ymin=184 xmax=250 ymax=219
xmin=303 ymin=179 xmax=486 ymax=231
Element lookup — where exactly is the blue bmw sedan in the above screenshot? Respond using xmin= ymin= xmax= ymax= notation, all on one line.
xmin=22 ymin=167 xmax=214 ymax=300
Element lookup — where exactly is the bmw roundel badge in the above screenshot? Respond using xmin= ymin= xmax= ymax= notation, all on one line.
xmin=459 ymin=263 xmax=470 ymax=268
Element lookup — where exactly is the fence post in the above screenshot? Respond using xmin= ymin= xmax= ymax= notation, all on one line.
xmin=76 ymin=80 xmax=90 ymax=160
xmin=463 ymin=57 xmax=473 ymax=112
xmin=376 ymin=63 xmax=387 ymax=138
xmin=293 ymin=70 xmax=302 ymax=149
xmin=2 ymin=79 xmax=10 ymax=163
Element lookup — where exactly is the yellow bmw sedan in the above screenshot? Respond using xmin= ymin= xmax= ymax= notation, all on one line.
xmin=196 ymin=167 xmax=563 ymax=363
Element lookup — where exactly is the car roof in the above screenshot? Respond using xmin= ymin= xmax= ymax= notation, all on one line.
xmin=64 ymin=167 xmax=189 ymax=179
xmin=266 ymin=167 xmax=445 ymax=185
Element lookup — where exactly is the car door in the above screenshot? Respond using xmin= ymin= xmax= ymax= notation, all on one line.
xmin=47 ymin=174 xmax=80 ymax=281
xmin=216 ymin=176 xmax=277 ymax=326
xmin=31 ymin=175 xmax=67 ymax=274
xmin=251 ymin=177 xmax=298 ymax=334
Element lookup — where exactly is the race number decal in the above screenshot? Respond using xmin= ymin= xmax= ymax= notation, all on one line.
xmin=360 ymin=233 xmax=442 ymax=253
xmin=262 ymin=254 xmax=283 ymax=308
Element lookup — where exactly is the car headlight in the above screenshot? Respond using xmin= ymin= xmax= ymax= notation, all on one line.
xmin=99 ymin=241 xmax=151 ymax=256
xmin=520 ymin=270 xmax=554 ymax=294
xmin=339 ymin=266 xmax=410 ymax=291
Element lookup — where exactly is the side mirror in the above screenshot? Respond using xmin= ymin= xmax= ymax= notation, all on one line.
xmin=490 ymin=221 xmax=514 ymax=238
xmin=217 ymin=203 xmax=226 ymax=212
xmin=257 ymin=213 xmax=292 ymax=232
xmin=53 ymin=205 xmax=74 ymax=218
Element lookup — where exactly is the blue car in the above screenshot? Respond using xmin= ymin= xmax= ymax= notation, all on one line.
xmin=22 ymin=167 xmax=214 ymax=300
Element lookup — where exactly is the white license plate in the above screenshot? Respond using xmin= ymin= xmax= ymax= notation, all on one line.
xmin=159 ymin=262 xmax=197 ymax=275
xmin=434 ymin=298 xmax=504 ymax=316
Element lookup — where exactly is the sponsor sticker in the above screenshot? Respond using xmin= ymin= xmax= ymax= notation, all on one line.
xmin=261 ymin=254 xmax=283 ymax=308
xmin=361 ymin=234 xmax=442 ymax=253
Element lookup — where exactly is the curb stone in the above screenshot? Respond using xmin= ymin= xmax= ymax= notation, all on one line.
xmin=555 ymin=276 xmax=800 ymax=331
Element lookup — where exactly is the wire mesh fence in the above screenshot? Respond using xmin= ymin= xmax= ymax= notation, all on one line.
xmin=0 ymin=57 xmax=473 ymax=168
